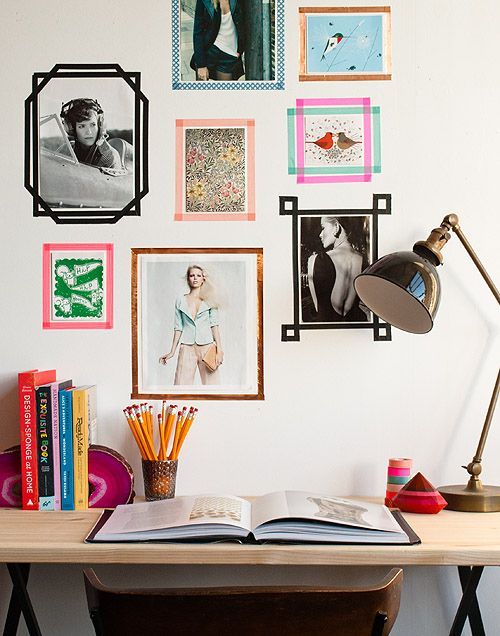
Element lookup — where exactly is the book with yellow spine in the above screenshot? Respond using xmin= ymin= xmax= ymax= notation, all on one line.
xmin=72 ymin=386 xmax=97 ymax=510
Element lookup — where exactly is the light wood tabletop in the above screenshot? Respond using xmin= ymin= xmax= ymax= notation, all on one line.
xmin=0 ymin=506 xmax=499 ymax=567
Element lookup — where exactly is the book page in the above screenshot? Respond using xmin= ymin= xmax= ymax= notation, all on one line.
xmin=94 ymin=494 xmax=252 ymax=538
xmin=252 ymin=491 xmax=404 ymax=534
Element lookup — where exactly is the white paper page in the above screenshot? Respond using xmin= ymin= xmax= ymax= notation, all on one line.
xmin=251 ymin=491 xmax=290 ymax=529
xmin=252 ymin=491 xmax=404 ymax=534
xmin=95 ymin=494 xmax=252 ymax=537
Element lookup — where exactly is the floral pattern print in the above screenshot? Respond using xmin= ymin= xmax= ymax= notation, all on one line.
xmin=185 ymin=127 xmax=246 ymax=215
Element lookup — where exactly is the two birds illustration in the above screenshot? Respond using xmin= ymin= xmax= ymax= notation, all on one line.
xmin=305 ymin=132 xmax=362 ymax=150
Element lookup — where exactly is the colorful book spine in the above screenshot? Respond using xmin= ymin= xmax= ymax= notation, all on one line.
xmin=18 ymin=369 xmax=56 ymax=510
xmin=59 ymin=388 xmax=75 ymax=510
xmin=36 ymin=384 xmax=55 ymax=510
xmin=73 ymin=386 xmax=96 ymax=510
xmin=50 ymin=380 xmax=72 ymax=510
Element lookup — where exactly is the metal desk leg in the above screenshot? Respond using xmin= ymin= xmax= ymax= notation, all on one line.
xmin=449 ymin=566 xmax=484 ymax=636
xmin=4 ymin=564 xmax=42 ymax=636
xmin=3 ymin=563 xmax=28 ymax=636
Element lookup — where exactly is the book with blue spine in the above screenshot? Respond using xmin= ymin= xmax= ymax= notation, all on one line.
xmin=50 ymin=380 xmax=72 ymax=510
xmin=36 ymin=379 xmax=72 ymax=510
xmin=59 ymin=387 xmax=75 ymax=510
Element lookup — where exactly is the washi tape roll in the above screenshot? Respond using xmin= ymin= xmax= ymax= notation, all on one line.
xmin=385 ymin=457 xmax=412 ymax=507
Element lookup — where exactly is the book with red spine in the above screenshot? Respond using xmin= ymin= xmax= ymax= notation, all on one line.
xmin=18 ymin=369 xmax=56 ymax=510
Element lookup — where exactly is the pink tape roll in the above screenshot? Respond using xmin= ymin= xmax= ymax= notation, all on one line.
xmin=388 ymin=466 xmax=411 ymax=477
xmin=388 ymin=458 xmax=412 ymax=468
xmin=385 ymin=458 xmax=413 ymax=503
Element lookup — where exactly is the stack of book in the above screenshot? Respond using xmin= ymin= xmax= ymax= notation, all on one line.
xmin=18 ymin=369 xmax=97 ymax=511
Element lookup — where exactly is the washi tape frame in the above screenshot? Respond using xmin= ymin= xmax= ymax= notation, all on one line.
xmin=288 ymin=97 xmax=381 ymax=184
xmin=172 ymin=0 xmax=285 ymax=91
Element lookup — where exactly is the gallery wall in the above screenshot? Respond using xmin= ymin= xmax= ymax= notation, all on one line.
xmin=1 ymin=1 xmax=499 ymax=634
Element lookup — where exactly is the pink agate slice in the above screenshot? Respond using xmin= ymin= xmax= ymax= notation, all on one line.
xmin=88 ymin=445 xmax=134 ymax=508
xmin=0 ymin=446 xmax=22 ymax=507
xmin=0 ymin=445 xmax=134 ymax=508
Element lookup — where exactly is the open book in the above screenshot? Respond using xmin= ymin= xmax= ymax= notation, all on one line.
xmin=86 ymin=491 xmax=420 ymax=545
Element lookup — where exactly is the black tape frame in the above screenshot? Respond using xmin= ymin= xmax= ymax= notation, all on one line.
xmin=25 ymin=64 xmax=149 ymax=224
xmin=280 ymin=193 xmax=392 ymax=343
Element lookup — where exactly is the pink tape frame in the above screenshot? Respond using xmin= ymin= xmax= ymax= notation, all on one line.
xmin=175 ymin=119 xmax=255 ymax=221
xmin=296 ymin=97 xmax=373 ymax=184
xmin=42 ymin=243 xmax=114 ymax=329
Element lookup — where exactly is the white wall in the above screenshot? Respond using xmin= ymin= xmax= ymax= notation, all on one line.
xmin=1 ymin=1 xmax=499 ymax=634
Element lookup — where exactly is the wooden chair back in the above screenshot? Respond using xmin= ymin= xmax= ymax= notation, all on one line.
xmin=84 ymin=567 xmax=402 ymax=635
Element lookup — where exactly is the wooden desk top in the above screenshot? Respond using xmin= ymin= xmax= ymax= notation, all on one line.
xmin=0 ymin=507 xmax=499 ymax=566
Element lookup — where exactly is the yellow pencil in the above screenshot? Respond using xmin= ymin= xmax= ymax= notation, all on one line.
xmin=174 ymin=408 xmax=197 ymax=459
xmin=123 ymin=409 xmax=147 ymax=459
xmin=164 ymin=405 xmax=176 ymax=457
xmin=158 ymin=413 xmax=166 ymax=460
xmin=135 ymin=406 xmax=157 ymax=460
xmin=169 ymin=407 xmax=185 ymax=460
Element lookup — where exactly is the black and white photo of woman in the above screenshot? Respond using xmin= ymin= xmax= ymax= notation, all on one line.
xmin=301 ymin=215 xmax=371 ymax=323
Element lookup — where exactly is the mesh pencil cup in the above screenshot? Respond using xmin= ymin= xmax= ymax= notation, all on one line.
xmin=142 ymin=459 xmax=178 ymax=501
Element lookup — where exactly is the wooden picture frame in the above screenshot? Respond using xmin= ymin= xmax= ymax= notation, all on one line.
xmin=131 ymin=248 xmax=264 ymax=400
xmin=299 ymin=7 xmax=392 ymax=82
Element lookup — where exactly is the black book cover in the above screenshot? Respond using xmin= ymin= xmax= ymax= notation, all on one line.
xmin=36 ymin=385 xmax=54 ymax=509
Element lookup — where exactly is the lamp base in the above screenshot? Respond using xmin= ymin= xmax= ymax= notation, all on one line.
xmin=438 ymin=484 xmax=500 ymax=512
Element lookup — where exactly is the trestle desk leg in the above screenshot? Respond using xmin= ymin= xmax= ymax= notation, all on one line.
xmin=4 ymin=564 xmax=42 ymax=636
xmin=449 ymin=566 xmax=484 ymax=636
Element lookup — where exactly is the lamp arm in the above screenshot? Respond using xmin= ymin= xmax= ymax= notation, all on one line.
xmin=466 ymin=369 xmax=500 ymax=468
xmin=440 ymin=215 xmax=500 ymax=489
xmin=442 ymin=214 xmax=500 ymax=304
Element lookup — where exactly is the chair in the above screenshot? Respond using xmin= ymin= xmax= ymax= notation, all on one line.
xmin=83 ymin=567 xmax=403 ymax=636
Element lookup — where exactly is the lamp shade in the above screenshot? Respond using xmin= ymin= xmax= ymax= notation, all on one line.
xmin=354 ymin=251 xmax=441 ymax=334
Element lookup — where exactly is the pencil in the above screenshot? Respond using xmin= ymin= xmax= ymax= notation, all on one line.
xmin=164 ymin=405 xmax=176 ymax=457
xmin=158 ymin=413 xmax=166 ymax=460
xmin=169 ymin=407 xmax=186 ymax=460
xmin=134 ymin=406 xmax=157 ymax=460
xmin=173 ymin=408 xmax=197 ymax=459
xmin=123 ymin=409 xmax=147 ymax=459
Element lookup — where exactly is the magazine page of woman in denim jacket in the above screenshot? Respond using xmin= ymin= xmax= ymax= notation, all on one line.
xmin=190 ymin=0 xmax=245 ymax=81
xmin=159 ymin=265 xmax=224 ymax=385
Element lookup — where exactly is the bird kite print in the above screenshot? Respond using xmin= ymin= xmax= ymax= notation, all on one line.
xmin=302 ymin=9 xmax=390 ymax=79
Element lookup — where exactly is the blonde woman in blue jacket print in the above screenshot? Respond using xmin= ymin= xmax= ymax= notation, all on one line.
xmin=159 ymin=265 xmax=224 ymax=385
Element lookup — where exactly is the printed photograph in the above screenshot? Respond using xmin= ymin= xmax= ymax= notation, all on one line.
xmin=288 ymin=97 xmax=381 ymax=184
xmin=299 ymin=7 xmax=392 ymax=81
xmin=42 ymin=243 xmax=113 ymax=329
xmin=37 ymin=76 xmax=134 ymax=211
xmin=300 ymin=215 xmax=372 ymax=324
xmin=175 ymin=119 xmax=255 ymax=220
xmin=131 ymin=248 xmax=264 ymax=400
xmin=173 ymin=0 xmax=284 ymax=89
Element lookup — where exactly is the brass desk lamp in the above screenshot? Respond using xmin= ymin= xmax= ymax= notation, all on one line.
xmin=354 ymin=214 xmax=500 ymax=512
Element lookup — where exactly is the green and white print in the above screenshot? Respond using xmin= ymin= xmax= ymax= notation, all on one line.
xmin=52 ymin=257 xmax=104 ymax=319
